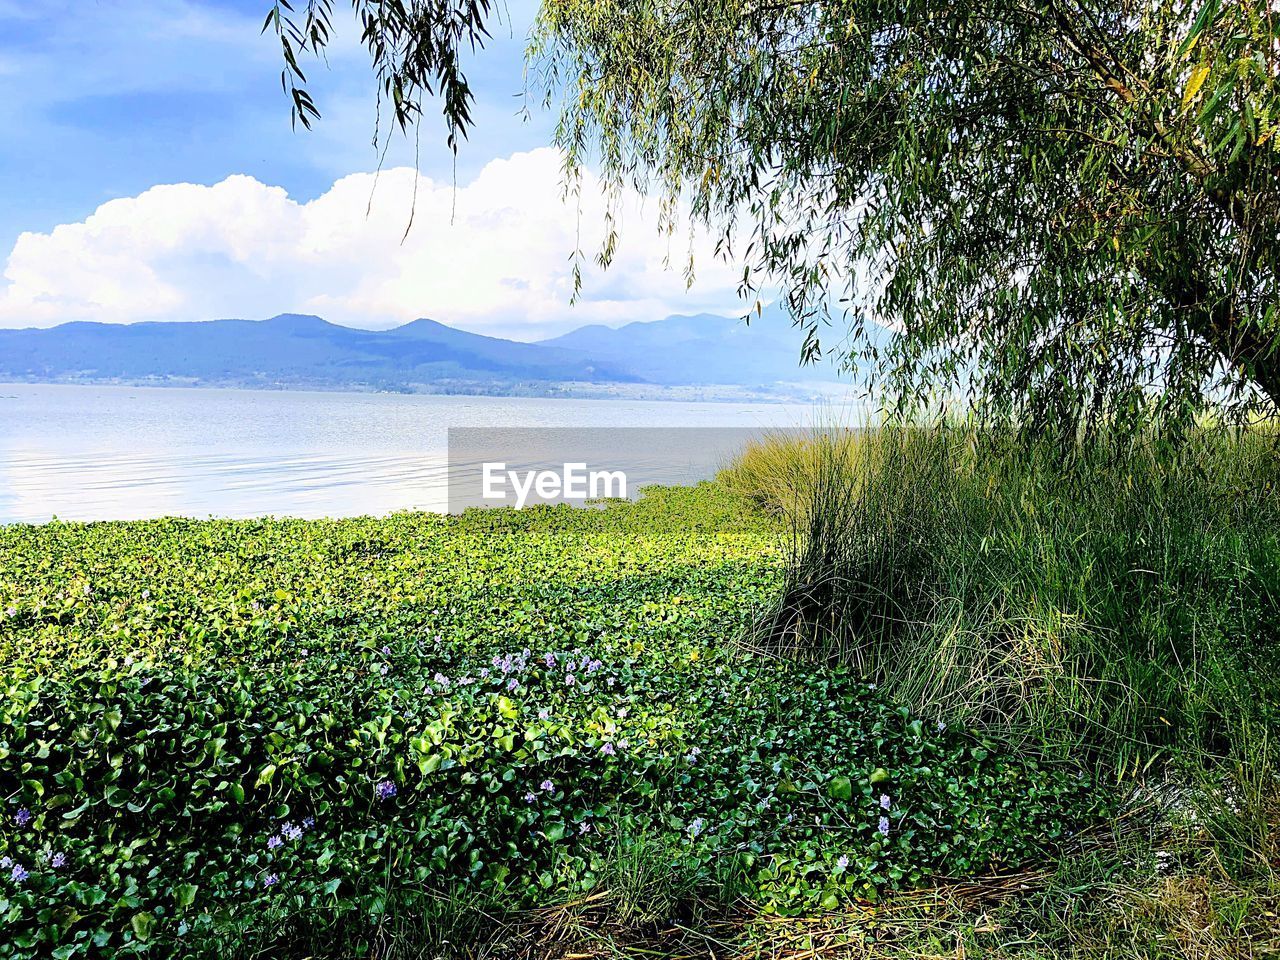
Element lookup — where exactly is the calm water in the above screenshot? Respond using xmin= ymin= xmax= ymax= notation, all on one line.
xmin=0 ymin=384 xmax=821 ymax=523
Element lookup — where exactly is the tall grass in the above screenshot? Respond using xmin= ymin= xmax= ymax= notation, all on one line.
xmin=721 ymin=422 xmax=1280 ymax=791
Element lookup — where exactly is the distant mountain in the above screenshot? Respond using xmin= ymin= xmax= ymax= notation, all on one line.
xmin=539 ymin=307 xmax=848 ymax=386
xmin=0 ymin=309 xmax=851 ymax=397
xmin=0 ymin=313 xmax=635 ymax=391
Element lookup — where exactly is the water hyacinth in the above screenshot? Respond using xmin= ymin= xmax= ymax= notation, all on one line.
xmin=282 ymin=822 xmax=303 ymax=841
xmin=267 ymin=835 xmax=283 ymax=850
xmin=880 ymin=793 xmax=892 ymax=811
xmin=523 ymin=791 xmax=537 ymax=804
xmin=687 ymin=817 xmax=705 ymax=839
xmin=376 ymin=780 xmax=397 ymax=801
xmin=878 ymin=816 xmax=891 ymax=837
xmin=537 ymin=708 xmax=550 ymax=720
xmin=262 ymin=873 xmax=279 ymax=888
xmin=540 ymin=779 xmax=554 ymax=793
xmin=10 ymin=863 xmax=28 ymax=883
xmin=835 ymin=854 xmax=850 ymax=872
xmin=49 ymin=852 xmax=66 ymax=869
xmin=14 ymin=808 xmax=31 ymax=827
xmin=600 ymin=742 xmax=616 ymax=756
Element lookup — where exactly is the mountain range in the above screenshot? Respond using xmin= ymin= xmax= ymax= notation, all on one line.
xmin=0 ymin=309 xmax=851 ymax=400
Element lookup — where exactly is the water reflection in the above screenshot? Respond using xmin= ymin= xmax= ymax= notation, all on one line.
xmin=0 ymin=385 xmax=824 ymax=524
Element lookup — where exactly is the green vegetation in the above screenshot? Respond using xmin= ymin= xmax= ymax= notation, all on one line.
xmin=721 ymin=423 xmax=1280 ymax=958
xmin=722 ymin=425 xmax=1280 ymax=768
xmin=2 ymin=425 xmax=1277 ymax=958
xmin=0 ymin=484 xmax=1098 ymax=959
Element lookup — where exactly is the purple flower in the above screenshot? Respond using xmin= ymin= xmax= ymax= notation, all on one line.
xmin=523 ymin=791 xmax=537 ymax=804
xmin=540 ymin=779 xmax=554 ymax=793
xmin=878 ymin=816 xmax=890 ymax=837
xmin=835 ymin=854 xmax=849 ymax=872
xmin=579 ymin=822 xmax=593 ymax=835
xmin=564 ymin=674 xmax=576 ymax=687
xmin=3 ymin=606 xmax=16 ymax=618
xmin=49 ymin=852 xmax=67 ymax=869
xmin=302 ymin=816 xmax=316 ymax=830
xmin=479 ymin=668 xmax=490 ymax=680
xmin=687 ymin=817 xmax=705 ymax=839
xmin=282 ymin=823 xmax=303 ymax=841
xmin=13 ymin=808 xmax=31 ymax=827
xmin=879 ymin=794 xmax=892 ymax=811
xmin=376 ymin=780 xmax=397 ymax=801
xmin=267 ymin=835 xmax=283 ymax=850
xmin=507 ymin=678 xmax=519 ymax=692
xmin=0 ymin=856 xmax=11 ymax=869
xmin=537 ymin=708 xmax=550 ymax=721
xmin=685 ymin=747 xmax=701 ymax=763
xmin=600 ymin=742 xmax=616 ymax=757
xmin=263 ymin=873 xmax=279 ymax=888
xmin=381 ymin=645 xmax=391 ymax=655
xmin=10 ymin=863 xmax=28 ymax=882
xmin=544 ymin=652 xmax=557 ymax=668
xmin=379 ymin=664 xmax=389 ymax=676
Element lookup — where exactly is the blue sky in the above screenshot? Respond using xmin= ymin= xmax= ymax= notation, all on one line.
xmin=0 ymin=0 xmax=549 ymax=246
xmin=0 ymin=1 xmax=759 ymax=338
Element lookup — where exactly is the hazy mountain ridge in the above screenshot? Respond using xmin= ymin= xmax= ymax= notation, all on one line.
xmin=539 ymin=312 xmax=848 ymax=385
xmin=0 ymin=309 xmax=849 ymax=399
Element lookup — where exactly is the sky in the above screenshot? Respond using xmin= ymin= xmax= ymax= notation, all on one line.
xmin=0 ymin=0 xmax=747 ymax=340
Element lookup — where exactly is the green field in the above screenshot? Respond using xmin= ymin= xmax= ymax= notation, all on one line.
xmin=0 ymin=482 xmax=1104 ymax=958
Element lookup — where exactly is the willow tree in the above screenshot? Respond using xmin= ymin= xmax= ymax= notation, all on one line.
xmin=271 ymin=0 xmax=1280 ymax=432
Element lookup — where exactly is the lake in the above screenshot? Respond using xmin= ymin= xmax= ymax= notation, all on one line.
xmin=0 ymin=384 xmax=824 ymax=524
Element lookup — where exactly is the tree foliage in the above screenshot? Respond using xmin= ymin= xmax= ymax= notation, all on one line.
xmin=272 ymin=0 xmax=1280 ymax=432
xmin=264 ymin=0 xmax=493 ymax=150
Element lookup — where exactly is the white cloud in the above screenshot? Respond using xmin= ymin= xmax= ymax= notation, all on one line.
xmin=0 ymin=149 xmax=744 ymax=339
